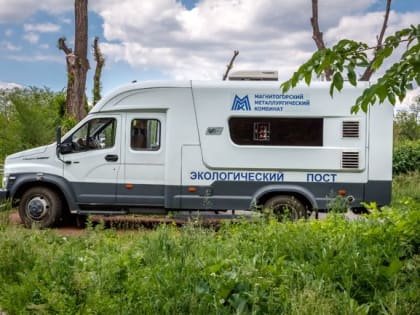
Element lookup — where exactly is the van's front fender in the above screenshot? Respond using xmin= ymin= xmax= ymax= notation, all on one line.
xmin=8 ymin=173 xmax=79 ymax=211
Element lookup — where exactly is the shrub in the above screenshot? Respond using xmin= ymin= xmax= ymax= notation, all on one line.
xmin=393 ymin=140 xmax=420 ymax=174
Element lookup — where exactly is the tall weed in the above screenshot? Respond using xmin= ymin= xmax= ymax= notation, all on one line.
xmin=0 ymin=206 xmax=419 ymax=314
xmin=392 ymin=171 xmax=420 ymax=203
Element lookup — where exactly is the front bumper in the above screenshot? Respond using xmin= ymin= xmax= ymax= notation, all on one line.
xmin=0 ymin=188 xmax=9 ymax=203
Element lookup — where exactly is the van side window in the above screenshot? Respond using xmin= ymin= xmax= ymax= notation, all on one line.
xmin=131 ymin=119 xmax=160 ymax=150
xmin=229 ymin=117 xmax=323 ymax=146
xmin=68 ymin=118 xmax=116 ymax=153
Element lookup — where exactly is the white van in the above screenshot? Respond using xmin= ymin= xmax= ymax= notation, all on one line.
xmin=0 ymin=80 xmax=393 ymax=227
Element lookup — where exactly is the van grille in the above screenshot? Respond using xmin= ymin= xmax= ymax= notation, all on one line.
xmin=342 ymin=121 xmax=359 ymax=138
xmin=342 ymin=152 xmax=359 ymax=169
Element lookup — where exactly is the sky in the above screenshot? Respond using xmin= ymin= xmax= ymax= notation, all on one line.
xmin=0 ymin=0 xmax=419 ymax=106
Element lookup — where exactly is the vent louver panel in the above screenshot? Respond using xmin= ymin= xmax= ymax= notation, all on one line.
xmin=342 ymin=152 xmax=359 ymax=169
xmin=342 ymin=121 xmax=359 ymax=138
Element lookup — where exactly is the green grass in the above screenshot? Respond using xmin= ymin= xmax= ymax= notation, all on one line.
xmin=392 ymin=171 xmax=420 ymax=203
xmin=0 ymin=174 xmax=419 ymax=314
xmin=0 ymin=205 xmax=419 ymax=314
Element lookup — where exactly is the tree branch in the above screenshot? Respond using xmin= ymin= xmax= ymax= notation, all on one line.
xmin=92 ymin=37 xmax=105 ymax=105
xmin=222 ymin=50 xmax=239 ymax=80
xmin=360 ymin=0 xmax=392 ymax=81
xmin=310 ymin=0 xmax=326 ymax=51
xmin=310 ymin=0 xmax=332 ymax=80
xmin=57 ymin=37 xmax=72 ymax=55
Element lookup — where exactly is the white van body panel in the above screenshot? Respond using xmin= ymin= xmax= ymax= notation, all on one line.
xmin=191 ymin=82 xmax=369 ymax=172
xmin=4 ymin=144 xmax=63 ymax=178
xmin=367 ymin=103 xmax=394 ymax=181
xmin=2 ymin=80 xmax=393 ymax=216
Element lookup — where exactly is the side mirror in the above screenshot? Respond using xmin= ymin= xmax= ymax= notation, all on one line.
xmin=55 ymin=126 xmax=72 ymax=164
xmin=59 ymin=143 xmax=73 ymax=154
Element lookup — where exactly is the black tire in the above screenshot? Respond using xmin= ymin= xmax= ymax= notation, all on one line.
xmin=75 ymin=214 xmax=88 ymax=228
xmin=263 ymin=195 xmax=307 ymax=221
xmin=18 ymin=187 xmax=63 ymax=228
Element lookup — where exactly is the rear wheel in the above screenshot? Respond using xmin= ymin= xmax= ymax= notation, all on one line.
xmin=18 ymin=187 xmax=63 ymax=228
xmin=263 ymin=195 xmax=307 ymax=221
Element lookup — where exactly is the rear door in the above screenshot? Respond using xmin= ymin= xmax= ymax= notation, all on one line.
xmin=117 ymin=112 xmax=166 ymax=206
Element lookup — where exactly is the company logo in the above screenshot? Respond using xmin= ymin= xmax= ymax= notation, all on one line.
xmin=231 ymin=95 xmax=251 ymax=111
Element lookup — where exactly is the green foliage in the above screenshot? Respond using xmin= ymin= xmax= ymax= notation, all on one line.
xmin=393 ymin=140 xmax=420 ymax=174
xmin=0 ymin=199 xmax=13 ymax=225
xmin=60 ymin=115 xmax=78 ymax=134
xmin=0 ymin=205 xmax=419 ymax=314
xmin=281 ymin=24 xmax=420 ymax=113
xmin=393 ymin=99 xmax=420 ymax=177
xmin=326 ymin=193 xmax=350 ymax=213
xmin=392 ymin=171 xmax=420 ymax=203
xmin=0 ymin=87 xmax=66 ymax=161
xmin=394 ymin=103 xmax=420 ymax=144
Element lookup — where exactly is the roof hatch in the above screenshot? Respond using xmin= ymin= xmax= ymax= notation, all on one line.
xmin=228 ymin=70 xmax=278 ymax=81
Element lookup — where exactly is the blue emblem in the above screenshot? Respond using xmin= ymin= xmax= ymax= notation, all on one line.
xmin=231 ymin=95 xmax=251 ymax=111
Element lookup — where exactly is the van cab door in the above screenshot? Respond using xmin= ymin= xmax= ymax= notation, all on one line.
xmin=62 ymin=115 xmax=121 ymax=204
xmin=117 ymin=112 xmax=166 ymax=206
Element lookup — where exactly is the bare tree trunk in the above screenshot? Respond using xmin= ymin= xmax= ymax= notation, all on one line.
xmin=92 ymin=37 xmax=105 ymax=105
xmin=222 ymin=50 xmax=239 ymax=80
xmin=360 ymin=0 xmax=392 ymax=81
xmin=310 ymin=0 xmax=332 ymax=81
xmin=58 ymin=0 xmax=89 ymax=121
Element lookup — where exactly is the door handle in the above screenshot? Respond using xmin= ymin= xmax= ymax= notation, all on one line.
xmin=105 ymin=154 xmax=118 ymax=162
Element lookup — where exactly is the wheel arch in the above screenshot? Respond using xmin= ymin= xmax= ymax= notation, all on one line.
xmin=253 ymin=185 xmax=318 ymax=211
xmin=11 ymin=174 xmax=78 ymax=212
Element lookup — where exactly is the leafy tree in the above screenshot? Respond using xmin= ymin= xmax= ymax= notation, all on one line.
xmin=394 ymin=109 xmax=420 ymax=143
xmin=282 ymin=12 xmax=420 ymax=114
xmin=0 ymin=87 xmax=65 ymax=160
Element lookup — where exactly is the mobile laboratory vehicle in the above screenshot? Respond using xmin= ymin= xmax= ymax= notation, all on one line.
xmin=0 ymin=72 xmax=394 ymax=227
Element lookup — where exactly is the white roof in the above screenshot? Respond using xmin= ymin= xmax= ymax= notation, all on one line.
xmin=90 ymin=80 xmax=192 ymax=113
xmin=90 ymin=79 xmax=371 ymax=113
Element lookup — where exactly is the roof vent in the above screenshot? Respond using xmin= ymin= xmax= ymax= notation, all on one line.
xmin=228 ymin=70 xmax=278 ymax=81
xmin=342 ymin=152 xmax=359 ymax=169
xmin=342 ymin=121 xmax=360 ymax=138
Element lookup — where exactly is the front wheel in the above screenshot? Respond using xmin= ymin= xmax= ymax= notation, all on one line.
xmin=263 ymin=195 xmax=307 ymax=221
xmin=19 ymin=187 xmax=63 ymax=228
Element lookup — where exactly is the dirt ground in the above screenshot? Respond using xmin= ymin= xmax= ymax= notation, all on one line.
xmin=9 ymin=212 xmax=86 ymax=236
xmin=7 ymin=210 xmax=257 ymax=236
xmin=8 ymin=210 xmax=359 ymax=236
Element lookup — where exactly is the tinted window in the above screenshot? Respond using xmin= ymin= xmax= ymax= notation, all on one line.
xmin=131 ymin=119 xmax=160 ymax=150
xmin=229 ymin=117 xmax=323 ymax=146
